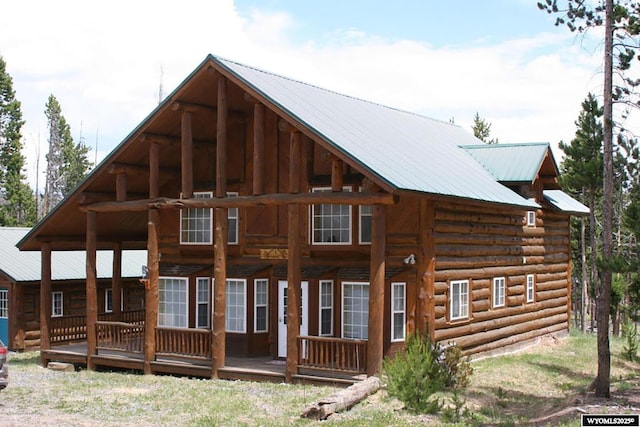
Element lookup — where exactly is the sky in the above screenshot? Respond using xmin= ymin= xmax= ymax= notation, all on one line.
xmin=0 ymin=0 xmax=628 ymax=191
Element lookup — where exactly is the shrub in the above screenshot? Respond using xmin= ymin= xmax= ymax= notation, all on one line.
xmin=622 ymin=321 xmax=638 ymax=361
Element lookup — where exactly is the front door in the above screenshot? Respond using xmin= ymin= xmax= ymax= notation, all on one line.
xmin=0 ymin=288 xmax=8 ymax=345
xmin=277 ymin=280 xmax=308 ymax=358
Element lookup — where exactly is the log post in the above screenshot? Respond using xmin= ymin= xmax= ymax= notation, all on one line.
xmin=367 ymin=202 xmax=386 ymax=376
xmin=331 ymin=156 xmax=344 ymax=192
xmin=86 ymin=211 xmax=98 ymax=371
xmin=112 ymin=242 xmax=122 ymax=320
xmin=181 ymin=111 xmax=193 ymax=199
xmin=116 ymin=172 xmax=127 ymax=202
xmin=253 ymin=102 xmax=265 ymax=195
xmin=144 ymin=210 xmax=159 ymax=374
xmin=39 ymin=242 xmax=52 ymax=366
xmin=212 ymin=75 xmax=228 ymax=378
xmin=286 ymin=130 xmax=302 ymax=382
xmin=149 ymin=142 xmax=159 ymax=199
xmin=417 ymin=199 xmax=436 ymax=337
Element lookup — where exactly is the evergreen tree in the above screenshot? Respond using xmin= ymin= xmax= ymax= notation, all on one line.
xmin=61 ymin=129 xmax=91 ymax=196
xmin=0 ymin=56 xmax=36 ymax=226
xmin=471 ymin=112 xmax=499 ymax=144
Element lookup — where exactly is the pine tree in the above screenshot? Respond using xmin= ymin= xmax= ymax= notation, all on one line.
xmin=471 ymin=112 xmax=499 ymax=144
xmin=0 ymin=56 xmax=36 ymax=226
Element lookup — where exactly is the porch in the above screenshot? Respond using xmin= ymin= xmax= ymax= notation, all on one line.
xmin=43 ymin=312 xmax=367 ymax=386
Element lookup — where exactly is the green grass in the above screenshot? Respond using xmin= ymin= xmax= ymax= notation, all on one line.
xmin=3 ymin=330 xmax=639 ymax=426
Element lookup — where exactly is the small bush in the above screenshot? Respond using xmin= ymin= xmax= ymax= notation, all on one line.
xmin=622 ymin=321 xmax=638 ymax=361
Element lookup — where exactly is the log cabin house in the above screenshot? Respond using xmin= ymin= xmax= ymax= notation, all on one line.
xmin=17 ymin=55 xmax=588 ymax=384
xmin=0 ymin=227 xmax=146 ymax=351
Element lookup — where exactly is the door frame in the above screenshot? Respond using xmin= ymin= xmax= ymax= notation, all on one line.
xmin=277 ymin=280 xmax=308 ymax=358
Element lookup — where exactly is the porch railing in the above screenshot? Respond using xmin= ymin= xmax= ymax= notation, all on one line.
xmin=156 ymin=327 xmax=211 ymax=360
xmin=50 ymin=310 xmax=146 ymax=345
xmin=96 ymin=321 xmax=144 ymax=353
xmin=297 ymin=336 xmax=367 ymax=374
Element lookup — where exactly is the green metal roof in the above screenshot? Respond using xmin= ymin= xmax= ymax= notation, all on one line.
xmin=543 ymin=190 xmax=590 ymax=216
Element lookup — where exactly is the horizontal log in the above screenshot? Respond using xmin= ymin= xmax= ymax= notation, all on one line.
xmin=436 ymin=253 xmax=568 ymax=270
xmin=436 ymin=244 xmax=567 ymax=258
xmin=436 ymin=221 xmax=523 ymax=236
xmin=472 ymin=299 xmax=490 ymax=312
xmin=537 ymin=271 xmax=568 ymax=282
xmin=434 ymin=262 xmax=568 ymax=281
xmin=506 ymin=294 xmax=525 ymax=306
xmin=472 ymin=288 xmax=490 ymax=300
xmin=465 ymin=322 xmax=568 ymax=356
xmin=435 ymin=200 xmax=527 ymax=217
xmin=434 ymin=232 xmax=569 ymax=247
xmin=536 ymin=279 xmax=568 ymax=292
xmin=536 ymin=288 xmax=567 ymax=301
xmin=509 ymin=284 xmax=525 ymax=295
xmin=107 ymin=163 xmax=148 ymax=176
xmin=301 ymin=376 xmax=383 ymax=420
xmin=435 ymin=209 xmax=524 ymax=226
xmin=81 ymin=192 xmax=397 ymax=212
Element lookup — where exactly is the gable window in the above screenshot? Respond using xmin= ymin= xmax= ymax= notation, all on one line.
xmin=449 ymin=280 xmax=469 ymax=321
xmin=342 ymin=282 xmax=369 ymax=340
xmin=52 ymin=291 xmax=64 ymax=317
xmin=359 ymin=205 xmax=372 ymax=244
xmin=526 ymin=211 xmax=536 ymax=227
xmin=254 ymin=279 xmax=268 ymax=333
xmin=105 ymin=288 xmax=113 ymax=313
xmin=226 ymin=279 xmax=246 ymax=333
xmin=196 ymin=277 xmax=210 ymax=329
xmin=312 ymin=187 xmax=352 ymax=244
xmin=180 ymin=192 xmax=213 ymax=244
xmin=0 ymin=289 xmax=8 ymax=318
xmin=526 ymin=274 xmax=536 ymax=303
xmin=227 ymin=192 xmax=239 ymax=245
xmin=158 ymin=277 xmax=188 ymax=327
xmin=492 ymin=277 xmax=506 ymax=308
xmin=319 ymin=280 xmax=334 ymax=336
xmin=391 ymin=282 xmax=406 ymax=342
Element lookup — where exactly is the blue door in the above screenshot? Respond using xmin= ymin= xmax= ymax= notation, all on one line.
xmin=0 ymin=288 xmax=8 ymax=345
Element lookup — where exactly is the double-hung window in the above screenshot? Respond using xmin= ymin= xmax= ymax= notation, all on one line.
xmin=319 ymin=280 xmax=334 ymax=336
xmin=158 ymin=277 xmax=188 ymax=327
xmin=526 ymin=274 xmax=536 ymax=303
xmin=0 ymin=289 xmax=8 ymax=318
xmin=493 ymin=277 xmax=506 ymax=308
xmin=52 ymin=291 xmax=64 ymax=317
xmin=312 ymin=187 xmax=352 ymax=244
xmin=342 ymin=282 xmax=369 ymax=340
xmin=254 ymin=279 xmax=268 ymax=333
xmin=105 ymin=288 xmax=113 ymax=313
xmin=196 ymin=278 xmax=210 ymax=329
xmin=449 ymin=280 xmax=469 ymax=321
xmin=391 ymin=282 xmax=406 ymax=342
xmin=180 ymin=192 xmax=213 ymax=244
xmin=226 ymin=279 xmax=246 ymax=333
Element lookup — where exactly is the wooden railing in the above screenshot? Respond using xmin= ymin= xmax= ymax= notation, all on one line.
xmin=96 ymin=321 xmax=144 ymax=353
xmin=156 ymin=327 xmax=211 ymax=360
xmin=51 ymin=315 xmax=86 ymax=343
xmin=297 ymin=336 xmax=367 ymax=374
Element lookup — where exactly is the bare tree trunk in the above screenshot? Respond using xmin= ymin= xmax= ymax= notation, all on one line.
xmin=581 ymin=212 xmax=588 ymax=332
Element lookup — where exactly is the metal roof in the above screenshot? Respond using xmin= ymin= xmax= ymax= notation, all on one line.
xmin=0 ymin=227 xmax=147 ymax=282
xmin=543 ymin=190 xmax=590 ymax=216
xmin=215 ymin=56 xmax=539 ymax=209
xmin=460 ymin=143 xmax=554 ymax=183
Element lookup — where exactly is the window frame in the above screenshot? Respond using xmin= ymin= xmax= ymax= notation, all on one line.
xmin=180 ymin=191 xmax=214 ymax=245
xmin=359 ymin=204 xmax=372 ymax=245
xmin=526 ymin=274 xmax=536 ymax=303
xmin=226 ymin=278 xmax=247 ymax=333
xmin=227 ymin=192 xmax=239 ymax=245
xmin=492 ymin=277 xmax=506 ymax=308
xmin=0 ymin=289 xmax=8 ymax=319
xmin=391 ymin=282 xmax=406 ymax=342
xmin=526 ymin=211 xmax=536 ymax=227
xmin=158 ymin=277 xmax=189 ymax=328
xmin=196 ymin=277 xmax=210 ymax=329
xmin=319 ymin=280 xmax=334 ymax=336
xmin=449 ymin=280 xmax=469 ymax=321
xmin=105 ymin=288 xmax=113 ymax=313
xmin=52 ymin=291 xmax=64 ymax=317
xmin=311 ymin=187 xmax=352 ymax=245
xmin=254 ymin=278 xmax=268 ymax=333
xmin=342 ymin=281 xmax=369 ymax=340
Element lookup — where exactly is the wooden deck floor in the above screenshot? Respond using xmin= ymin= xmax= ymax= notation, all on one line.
xmin=41 ymin=342 xmax=363 ymax=386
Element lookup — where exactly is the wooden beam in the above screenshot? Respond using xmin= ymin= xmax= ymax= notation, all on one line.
xmin=112 ymin=242 xmax=122 ymax=319
xmin=108 ymin=163 xmax=148 ymax=176
xmin=417 ymin=199 xmax=436 ymax=337
xmin=39 ymin=242 xmax=52 ymax=366
xmin=149 ymin=142 xmax=159 ymax=199
xmin=171 ymin=101 xmax=216 ymax=115
xmin=144 ymin=210 xmax=159 ymax=374
xmin=116 ymin=173 xmax=127 ymax=202
xmin=86 ymin=211 xmax=98 ymax=371
xmin=253 ymin=103 xmax=265 ymax=195
xmin=289 ymin=132 xmax=301 ymax=193
xmin=366 ymin=203 xmax=386 ymax=376
xmin=216 ymin=76 xmax=227 ymax=197
xmin=181 ymin=111 xmax=193 ymax=198
xmin=212 ymin=207 xmax=227 ymax=378
xmin=331 ymin=156 xmax=344 ymax=192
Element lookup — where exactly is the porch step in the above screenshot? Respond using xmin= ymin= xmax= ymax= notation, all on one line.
xmin=291 ymin=373 xmax=357 ymax=387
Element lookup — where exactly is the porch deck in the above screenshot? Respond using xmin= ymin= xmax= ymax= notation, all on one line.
xmin=41 ymin=342 xmax=365 ymax=386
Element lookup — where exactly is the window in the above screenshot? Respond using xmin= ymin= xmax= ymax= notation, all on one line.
xmin=227 ymin=192 xmax=239 ymax=245
xmin=319 ymin=280 xmax=333 ymax=336
xmin=359 ymin=205 xmax=372 ymax=244
xmin=196 ymin=278 xmax=210 ymax=329
xmin=312 ymin=187 xmax=352 ymax=244
xmin=342 ymin=282 xmax=369 ymax=340
xmin=492 ymin=277 xmax=506 ymax=308
xmin=449 ymin=280 xmax=469 ymax=321
xmin=391 ymin=282 xmax=406 ymax=342
xmin=105 ymin=288 xmax=113 ymax=313
xmin=526 ymin=274 xmax=536 ymax=303
xmin=52 ymin=291 xmax=64 ymax=317
xmin=158 ymin=277 xmax=188 ymax=327
xmin=0 ymin=289 xmax=7 ymax=318
xmin=527 ymin=211 xmax=536 ymax=227
xmin=180 ymin=191 xmax=213 ymax=244
xmin=226 ymin=279 xmax=246 ymax=333
xmin=254 ymin=279 xmax=268 ymax=333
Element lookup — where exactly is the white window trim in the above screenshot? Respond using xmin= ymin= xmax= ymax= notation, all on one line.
xmin=196 ymin=277 xmax=210 ymax=329
xmin=227 ymin=192 xmax=239 ymax=245
xmin=391 ymin=282 xmax=406 ymax=342
xmin=158 ymin=276 xmax=189 ymax=328
xmin=526 ymin=274 xmax=536 ymax=303
xmin=319 ymin=280 xmax=334 ymax=336
xmin=311 ymin=187 xmax=353 ymax=245
xmin=52 ymin=291 xmax=64 ymax=317
xmin=341 ymin=281 xmax=369 ymax=340
xmin=254 ymin=278 xmax=268 ymax=333
xmin=180 ymin=191 xmax=214 ymax=245
xmin=527 ymin=211 xmax=536 ymax=227
xmin=449 ymin=280 xmax=469 ymax=321
xmin=0 ymin=289 xmax=8 ymax=319
xmin=492 ymin=277 xmax=506 ymax=308
xmin=105 ymin=288 xmax=113 ymax=313
xmin=226 ymin=278 xmax=247 ymax=333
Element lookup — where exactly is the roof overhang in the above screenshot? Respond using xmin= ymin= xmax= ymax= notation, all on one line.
xmin=543 ymin=190 xmax=590 ymax=216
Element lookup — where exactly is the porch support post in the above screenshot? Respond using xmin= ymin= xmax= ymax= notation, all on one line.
xmin=212 ymin=75 xmax=228 ymax=378
xmin=86 ymin=211 xmax=98 ymax=371
xmin=181 ymin=110 xmax=193 ymax=199
xmin=286 ymin=130 xmax=302 ymax=382
xmin=417 ymin=199 xmax=436 ymax=337
xmin=39 ymin=242 xmax=52 ymax=366
xmin=144 ymin=210 xmax=159 ymax=374
xmin=367 ymin=203 xmax=386 ymax=376
xmin=252 ymin=102 xmax=265 ymax=195
xmin=112 ymin=242 xmax=122 ymax=320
